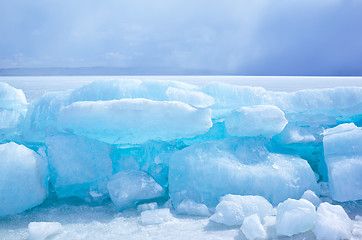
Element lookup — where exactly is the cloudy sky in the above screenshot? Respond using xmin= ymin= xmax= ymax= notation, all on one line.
xmin=1 ymin=0 xmax=362 ymax=75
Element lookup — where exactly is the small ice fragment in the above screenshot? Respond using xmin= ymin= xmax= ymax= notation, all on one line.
xmin=313 ymin=202 xmax=352 ymax=240
xmin=210 ymin=195 xmax=273 ymax=226
xmin=140 ymin=208 xmax=173 ymax=225
xmin=28 ymin=222 xmax=63 ymax=240
xmin=137 ymin=202 xmax=158 ymax=212
xmin=241 ymin=214 xmax=267 ymax=240
xmin=301 ymin=190 xmax=322 ymax=207
xmin=176 ymin=199 xmax=210 ymax=217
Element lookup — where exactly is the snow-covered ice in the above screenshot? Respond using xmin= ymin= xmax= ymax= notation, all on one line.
xmin=240 ymin=214 xmax=267 ymax=240
xmin=176 ymin=199 xmax=210 ymax=217
xmin=140 ymin=208 xmax=174 ymax=225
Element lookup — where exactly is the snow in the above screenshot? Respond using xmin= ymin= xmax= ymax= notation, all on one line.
xmin=28 ymin=222 xmax=63 ymax=240
xmin=323 ymin=123 xmax=362 ymax=201
xmin=313 ymin=202 xmax=352 ymax=240
xmin=107 ymin=170 xmax=165 ymax=210
xmin=0 ymin=142 xmax=48 ymax=217
xmin=176 ymin=199 xmax=210 ymax=217
xmin=209 ymin=195 xmax=273 ymax=226
xmin=57 ymin=98 xmax=212 ymax=144
xmin=224 ymin=105 xmax=287 ymax=138
xmin=276 ymin=198 xmax=317 ymax=236
xmin=240 ymin=214 xmax=267 ymax=240
xmin=140 ymin=208 xmax=174 ymax=225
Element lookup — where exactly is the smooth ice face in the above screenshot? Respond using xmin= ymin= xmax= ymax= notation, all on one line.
xmin=276 ymin=198 xmax=316 ymax=236
xmin=240 ymin=214 xmax=267 ymax=240
xmin=169 ymin=138 xmax=318 ymax=207
xmin=224 ymin=105 xmax=287 ymax=138
xmin=176 ymin=199 xmax=210 ymax=217
xmin=46 ymin=134 xmax=113 ymax=200
xmin=140 ymin=208 xmax=174 ymax=225
xmin=301 ymin=190 xmax=321 ymax=207
xmin=313 ymin=202 xmax=352 ymax=240
xmin=210 ymin=195 xmax=273 ymax=226
xmin=0 ymin=142 xmax=48 ymax=216
xmin=107 ymin=170 xmax=165 ymax=210
xmin=28 ymin=222 xmax=63 ymax=240
xmin=323 ymin=123 xmax=362 ymax=201
xmin=57 ymin=99 xmax=212 ymax=144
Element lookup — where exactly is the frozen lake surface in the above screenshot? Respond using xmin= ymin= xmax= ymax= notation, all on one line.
xmin=1 ymin=76 xmax=362 ymax=102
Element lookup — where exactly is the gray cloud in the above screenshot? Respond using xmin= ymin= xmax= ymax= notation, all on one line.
xmin=0 ymin=0 xmax=361 ymax=75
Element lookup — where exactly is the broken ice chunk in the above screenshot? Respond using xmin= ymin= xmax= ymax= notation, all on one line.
xmin=241 ymin=214 xmax=267 ymax=240
xmin=107 ymin=170 xmax=165 ymax=210
xmin=313 ymin=202 xmax=352 ymax=240
xmin=137 ymin=202 xmax=158 ymax=212
xmin=28 ymin=222 xmax=63 ymax=240
xmin=276 ymin=198 xmax=316 ymax=237
xmin=140 ymin=208 xmax=173 ymax=225
xmin=301 ymin=190 xmax=322 ymax=207
xmin=176 ymin=199 xmax=210 ymax=217
xmin=210 ymin=195 xmax=273 ymax=226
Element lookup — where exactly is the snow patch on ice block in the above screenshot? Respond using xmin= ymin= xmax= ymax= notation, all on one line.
xmin=176 ymin=199 xmax=210 ymax=217
xmin=57 ymin=99 xmax=212 ymax=144
xmin=107 ymin=170 xmax=165 ymax=210
xmin=169 ymin=138 xmax=318 ymax=207
xmin=241 ymin=214 xmax=267 ymax=240
xmin=46 ymin=134 xmax=113 ymax=200
xmin=28 ymin=222 xmax=63 ymax=240
xmin=210 ymin=195 xmax=273 ymax=226
xmin=0 ymin=142 xmax=48 ymax=216
xmin=166 ymin=87 xmax=214 ymax=108
xmin=224 ymin=105 xmax=287 ymax=138
xmin=276 ymin=198 xmax=316 ymax=236
xmin=140 ymin=208 xmax=174 ymax=225
xmin=323 ymin=123 xmax=362 ymax=201
xmin=313 ymin=202 xmax=352 ymax=240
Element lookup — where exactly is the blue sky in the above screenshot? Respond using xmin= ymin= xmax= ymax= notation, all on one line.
xmin=1 ymin=0 xmax=362 ymax=75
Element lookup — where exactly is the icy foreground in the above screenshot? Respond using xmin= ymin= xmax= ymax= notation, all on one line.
xmin=0 ymin=79 xmax=362 ymax=239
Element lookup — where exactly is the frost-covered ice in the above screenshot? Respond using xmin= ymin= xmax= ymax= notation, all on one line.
xmin=240 ymin=214 xmax=267 ymax=240
xmin=0 ymin=142 xmax=48 ymax=216
xmin=28 ymin=222 xmax=63 ymax=240
xmin=140 ymin=208 xmax=174 ymax=225
xmin=107 ymin=170 xmax=165 ymax=210
xmin=176 ymin=199 xmax=210 ymax=217
xmin=323 ymin=123 xmax=362 ymax=202
xmin=224 ymin=105 xmax=287 ymax=138
xmin=210 ymin=195 xmax=273 ymax=226
xmin=313 ymin=202 xmax=352 ymax=240
xmin=276 ymin=198 xmax=317 ymax=236
xmin=137 ymin=202 xmax=158 ymax=212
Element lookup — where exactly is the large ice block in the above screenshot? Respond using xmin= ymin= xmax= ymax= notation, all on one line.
xmin=57 ymin=99 xmax=212 ymax=144
xmin=323 ymin=123 xmax=362 ymax=201
xmin=169 ymin=138 xmax=318 ymax=207
xmin=46 ymin=134 xmax=113 ymax=200
xmin=0 ymin=142 xmax=48 ymax=216
xmin=224 ymin=105 xmax=287 ymax=138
